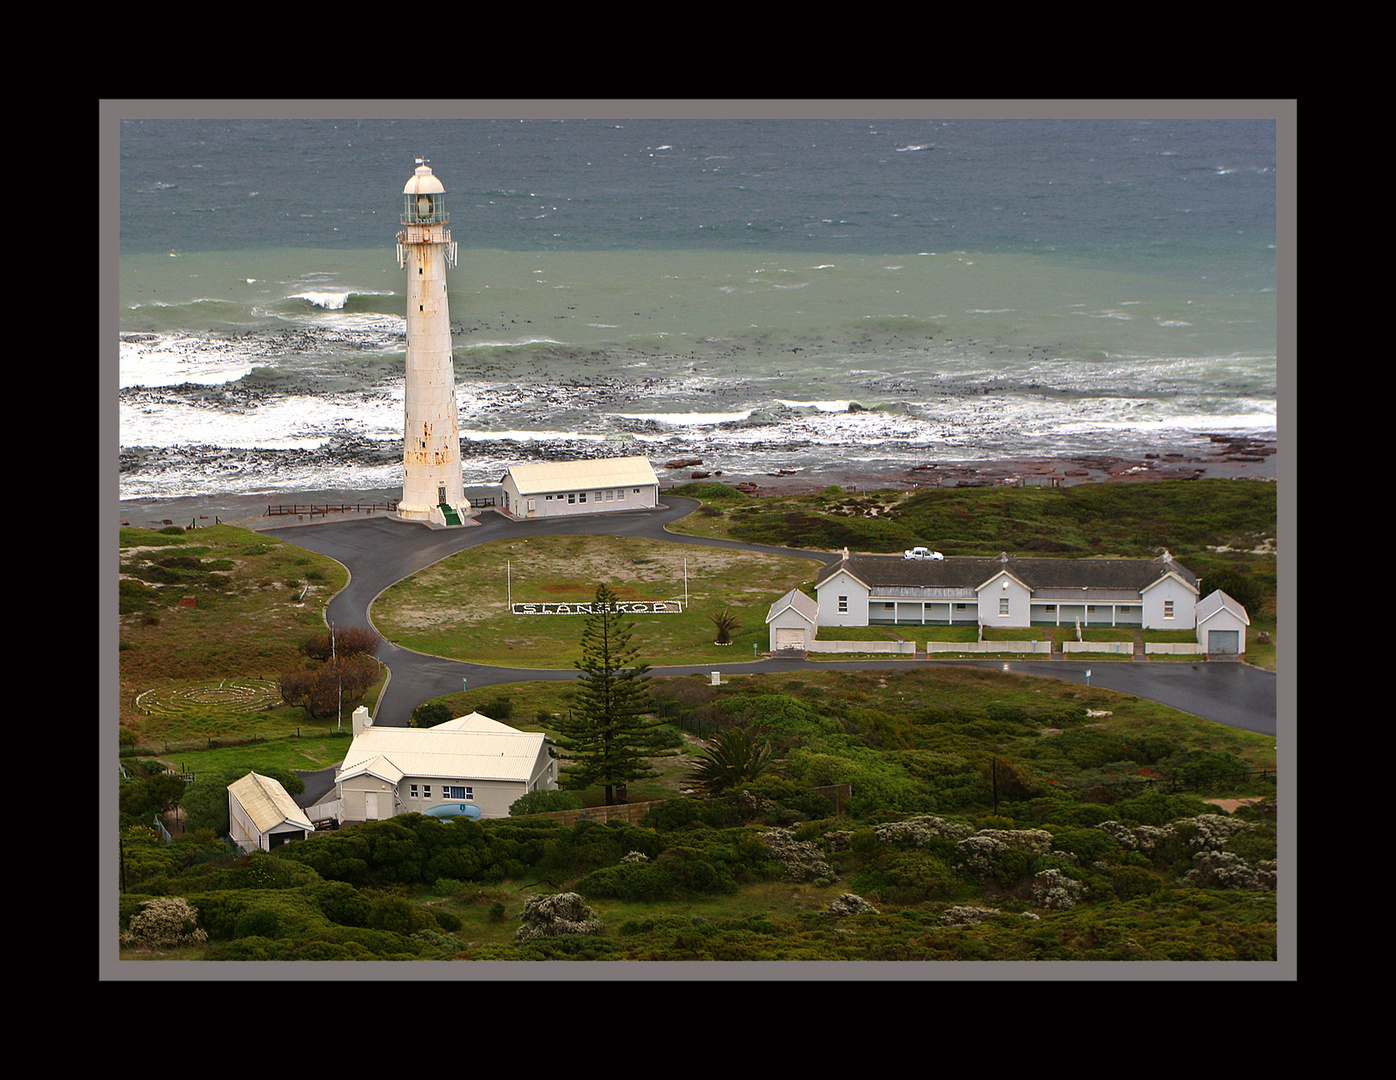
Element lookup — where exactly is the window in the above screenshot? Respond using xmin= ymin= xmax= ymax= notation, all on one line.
xmin=1044 ymin=605 xmax=1056 ymax=613
xmin=422 ymin=785 xmax=431 ymax=798
xmin=568 ymin=492 xmax=576 ymax=503
xmin=999 ymin=597 xmax=1010 ymax=616
xmin=884 ymin=602 xmax=895 ymax=610
xmin=618 ymin=489 xmax=626 ymax=499
xmin=443 ymin=786 xmax=473 ymax=800
xmin=838 ymin=595 xmax=848 ymax=613
xmin=410 ymin=784 xmax=419 ymax=797
xmin=1164 ymin=600 xmax=1175 ymax=618
xmin=545 ymin=494 xmax=552 ymax=500
xmin=579 ymin=491 xmax=587 ymax=502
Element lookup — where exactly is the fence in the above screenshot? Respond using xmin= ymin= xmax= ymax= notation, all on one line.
xmin=264 ymin=501 xmax=399 ymax=518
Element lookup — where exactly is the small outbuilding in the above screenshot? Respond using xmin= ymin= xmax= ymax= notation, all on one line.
xmin=1195 ymin=588 xmax=1250 ymax=656
xmin=766 ymin=588 xmax=818 ymax=653
xmin=499 ymin=455 xmax=660 ymax=518
xmin=227 ymin=771 xmax=315 ymax=853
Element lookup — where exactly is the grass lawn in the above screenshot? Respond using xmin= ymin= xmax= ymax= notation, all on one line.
xmin=371 ymin=533 xmax=821 ymax=667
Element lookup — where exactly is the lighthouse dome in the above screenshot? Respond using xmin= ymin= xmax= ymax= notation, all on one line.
xmin=403 ymin=161 xmax=445 ymax=195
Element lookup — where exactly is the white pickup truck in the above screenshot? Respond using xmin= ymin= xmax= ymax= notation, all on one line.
xmin=904 ymin=546 xmax=944 ymax=560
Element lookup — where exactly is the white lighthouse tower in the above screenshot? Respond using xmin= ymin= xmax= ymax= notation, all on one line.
xmin=395 ymin=159 xmax=468 ymax=525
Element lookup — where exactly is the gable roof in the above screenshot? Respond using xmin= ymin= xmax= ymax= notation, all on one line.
xmin=228 ymin=772 xmax=314 ymax=833
xmin=816 ymin=551 xmax=1198 ymax=596
xmin=1196 ymin=588 xmax=1250 ymax=625
xmin=337 ymin=712 xmax=548 ymax=785
xmin=501 ymin=455 xmax=658 ymax=495
xmin=766 ymin=588 xmax=818 ymax=625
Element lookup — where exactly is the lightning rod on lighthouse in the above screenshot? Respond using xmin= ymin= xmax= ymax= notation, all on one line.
xmin=395 ymin=158 xmax=468 ymax=525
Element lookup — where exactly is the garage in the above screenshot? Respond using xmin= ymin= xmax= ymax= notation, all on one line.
xmin=1196 ymin=589 xmax=1249 ymax=658
xmin=767 ymin=589 xmax=817 ymax=654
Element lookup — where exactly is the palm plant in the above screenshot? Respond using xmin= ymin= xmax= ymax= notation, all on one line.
xmin=687 ymin=727 xmax=773 ymax=795
xmin=710 ymin=608 xmax=741 ymax=645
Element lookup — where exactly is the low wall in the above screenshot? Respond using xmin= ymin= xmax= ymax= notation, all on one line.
xmin=1062 ymin=640 xmax=1134 ymax=655
xmin=809 ymin=639 xmax=916 ymax=654
xmin=1144 ymin=642 xmax=1205 ymax=655
xmin=923 ymin=640 xmax=1052 ymax=654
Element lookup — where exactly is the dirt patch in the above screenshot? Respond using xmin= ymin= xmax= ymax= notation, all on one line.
xmin=1204 ymin=797 xmax=1266 ymax=814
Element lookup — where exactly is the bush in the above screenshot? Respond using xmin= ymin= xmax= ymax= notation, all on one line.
xmin=120 ymin=896 xmax=208 ymax=950
xmin=509 ymin=789 xmax=584 ymax=816
xmin=411 ymin=701 xmax=454 ymax=728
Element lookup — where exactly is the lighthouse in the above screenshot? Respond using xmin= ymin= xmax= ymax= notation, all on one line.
xmin=395 ymin=159 xmax=468 ymax=525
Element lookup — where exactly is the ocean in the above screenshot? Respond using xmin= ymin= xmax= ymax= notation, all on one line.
xmin=115 ymin=115 xmax=1279 ymax=507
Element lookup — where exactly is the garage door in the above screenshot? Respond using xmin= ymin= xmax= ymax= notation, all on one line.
xmin=774 ymin=628 xmax=805 ymax=650
xmin=1208 ymin=629 xmax=1239 ymax=655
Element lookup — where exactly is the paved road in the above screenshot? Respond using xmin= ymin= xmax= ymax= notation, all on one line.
xmin=258 ymin=501 xmax=1277 ymax=735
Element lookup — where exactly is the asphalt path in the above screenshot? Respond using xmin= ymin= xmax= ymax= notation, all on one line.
xmin=258 ymin=500 xmax=1277 ymax=735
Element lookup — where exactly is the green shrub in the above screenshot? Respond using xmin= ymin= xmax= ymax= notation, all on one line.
xmin=234 ymin=906 xmax=282 ymax=939
xmin=509 ymin=789 xmax=584 ymax=816
xmin=411 ymin=701 xmax=454 ymax=728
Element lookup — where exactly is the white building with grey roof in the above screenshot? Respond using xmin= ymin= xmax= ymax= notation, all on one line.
xmin=815 ymin=550 xmax=1201 ymax=631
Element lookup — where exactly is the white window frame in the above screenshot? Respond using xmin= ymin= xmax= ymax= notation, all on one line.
xmin=1164 ymin=599 xmax=1175 ymax=619
xmin=838 ymin=595 xmax=848 ymax=613
xmin=999 ymin=597 xmax=1010 ymax=616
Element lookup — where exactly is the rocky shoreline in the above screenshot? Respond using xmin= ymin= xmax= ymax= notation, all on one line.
xmin=116 ymin=435 xmax=1275 ymax=531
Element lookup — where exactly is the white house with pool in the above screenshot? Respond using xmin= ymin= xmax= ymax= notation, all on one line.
xmin=333 ymin=708 xmax=557 ymax=823
xmin=814 ymin=550 xmax=1202 ymax=631
xmin=499 ymin=456 xmax=660 ymax=519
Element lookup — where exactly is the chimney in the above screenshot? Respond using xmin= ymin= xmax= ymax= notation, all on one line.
xmin=352 ymin=705 xmax=372 ymax=737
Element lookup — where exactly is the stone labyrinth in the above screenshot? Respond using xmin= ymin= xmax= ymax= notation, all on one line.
xmin=136 ymin=678 xmax=282 ymax=715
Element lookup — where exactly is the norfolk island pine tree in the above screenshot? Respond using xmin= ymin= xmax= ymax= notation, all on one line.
xmin=551 ymin=583 xmax=675 ymax=805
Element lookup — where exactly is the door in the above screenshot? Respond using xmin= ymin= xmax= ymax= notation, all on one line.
xmin=1208 ymin=629 xmax=1239 ymax=655
xmin=774 ymin=627 xmax=805 ymax=650
xmin=365 ymin=791 xmax=379 ymax=819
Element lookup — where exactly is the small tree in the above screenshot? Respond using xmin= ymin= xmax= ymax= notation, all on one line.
xmin=280 ymin=654 xmax=381 ymax=719
xmin=688 ymin=727 xmax=773 ymax=795
xmin=301 ymin=624 xmax=382 ymax=661
xmin=551 ymin=583 xmax=674 ymax=805
xmin=710 ymin=608 xmax=741 ymax=645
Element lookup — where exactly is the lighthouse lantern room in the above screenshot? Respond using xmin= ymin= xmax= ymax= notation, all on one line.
xmin=395 ymin=159 xmax=467 ymax=525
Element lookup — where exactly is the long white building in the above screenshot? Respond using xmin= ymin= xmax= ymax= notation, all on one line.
xmin=816 ymin=550 xmax=1201 ymax=630
xmin=499 ymin=456 xmax=660 ymax=518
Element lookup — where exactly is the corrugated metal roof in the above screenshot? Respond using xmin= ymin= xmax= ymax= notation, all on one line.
xmin=337 ymin=714 xmax=547 ymax=784
xmin=228 ymin=772 xmax=314 ymax=833
xmin=502 ymin=455 xmax=658 ymax=495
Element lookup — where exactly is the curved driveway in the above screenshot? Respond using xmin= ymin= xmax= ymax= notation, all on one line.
xmin=259 ymin=500 xmax=1276 ymax=735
